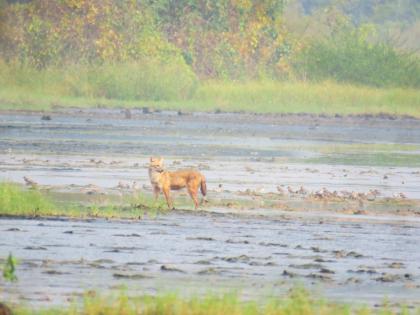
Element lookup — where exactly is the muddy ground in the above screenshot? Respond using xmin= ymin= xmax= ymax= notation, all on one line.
xmin=0 ymin=109 xmax=420 ymax=307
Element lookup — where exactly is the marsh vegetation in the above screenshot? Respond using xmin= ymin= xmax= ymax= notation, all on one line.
xmin=0 ymin=0 xmax=419 ymax=116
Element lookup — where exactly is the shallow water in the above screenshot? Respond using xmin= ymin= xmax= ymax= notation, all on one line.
xmin=1 ymin=111 xmax=419 ymax=199
xmin=1 ymin=110 xmax=420 ymax=307
xmin=1 ymin=213 xmax=420 ymax=307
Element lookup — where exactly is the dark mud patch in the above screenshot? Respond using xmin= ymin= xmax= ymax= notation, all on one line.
xmin=186 ymin=236 xmax=215 ymax=241
xmin=93 ymin=259 xmax=114 ymax=264
xmin=42 ymin=270 xmax=71 ymax=275
xmin=375 ymin=274 xmax=406 ymax=283
xmin=113 ymin=233 xmax=141 ymax=237
xmin=221 ymin=255 xmax=252 ymax=263
xmin=259 ymin=242 xmax=288 ymax=247
xmin=289 ymin=263 xmax=324 ymax=270
xmin=282 ymin=270 xmax=301 ymax=278
xmin=197 ymin=267 xmax=223 ymax=275
xmin=249 ymin=261 xmax=277 ymax=267
xmin=194 ymin=259 xmax=212 ymax=265
xmin=24 ymin=246 xmax=47 ymax=251
xmin=5 ymin=227 xmax=24 ymax=232
xmin=113 ymin=273 xmax=152 ymax=279
xmin=226 ymin=239 xmax=250 ymax=244
xmin=306 ymin=273 xmax=334 ymax=282
xmin=160 ymin=265 xmax=186 ymax=273
xmin=333 ymin=250 xmax=364 ymax=259
xmin=349 ymin=266 xmax=378 ymax=274
xmin=388 ymin=262 xmax=405 ymax=269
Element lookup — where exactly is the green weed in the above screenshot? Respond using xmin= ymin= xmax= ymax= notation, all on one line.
xmin=11 ymin=288 xmax=419 ymax=315
xmin=2 ymin=253 xmax=18 ymax=282
xmin=0 ymin=182 xmax=54 ymax=216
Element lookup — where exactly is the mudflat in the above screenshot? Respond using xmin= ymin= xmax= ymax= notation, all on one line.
xmin=1 ymin=109 xmax=419 ymax=307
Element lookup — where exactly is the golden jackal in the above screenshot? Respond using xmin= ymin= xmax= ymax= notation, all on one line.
xmin=148 ymin=157 xmax=207 ymax=209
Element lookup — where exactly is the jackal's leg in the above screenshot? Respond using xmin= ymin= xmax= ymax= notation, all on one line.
xmin=153 ymin=186 xmax=160 ymax=201
xmin=162 ymin=186 xmax=173 ymax=209
xmin=187 ymin=185 xmax=199 ymax=209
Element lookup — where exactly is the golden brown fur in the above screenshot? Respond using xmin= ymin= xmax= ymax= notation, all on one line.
xmin=0 ymin=303 xmax=12 ymax=315
xmin=148 ymin=157 xmax=207 ymax=209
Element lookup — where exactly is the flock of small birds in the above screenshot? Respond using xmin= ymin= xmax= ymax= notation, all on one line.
xmin=275 ymin=185 xmax=406 ymax=201
xmin=21 ymin=175 xmax=409 ymax=201
xmin=117 ymin=181 xmax=140 ymax=191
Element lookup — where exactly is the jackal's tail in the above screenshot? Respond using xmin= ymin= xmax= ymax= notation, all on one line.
xmin=200 ymin=176 xmax=207 ymax=196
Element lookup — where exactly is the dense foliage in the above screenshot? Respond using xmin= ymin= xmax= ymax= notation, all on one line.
xmin=0 ymin=0 xmax=419 ymax=97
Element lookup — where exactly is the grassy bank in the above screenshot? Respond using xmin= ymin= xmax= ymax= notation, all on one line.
xmin=0 ymin=183 xmax=164 ymax=219
xmin=10 ymin=289 xmax=417 ymax=315
xmin=0 ymin=62 xmax=419 ymax=116
xmin=1 ymin=182 xmax=419 ymax=219
xmin=192 ymin=81 xmax=420 ymax=116
xmin=0 ymin=183 xmax=54 ymax=217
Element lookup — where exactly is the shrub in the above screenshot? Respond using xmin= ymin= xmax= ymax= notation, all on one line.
xmin=293 ymin=24 xmax=420 ymax=88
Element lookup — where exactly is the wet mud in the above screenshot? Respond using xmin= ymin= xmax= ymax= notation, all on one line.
xmin=1 ymin=110 xmax=419 ymax=205
xmin=1 ymin=214 xmax=420 ymax=307
xmin=1 ymin=109 xmax=420 ymax=307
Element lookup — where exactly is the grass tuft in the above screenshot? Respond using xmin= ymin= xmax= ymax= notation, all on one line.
xmin=11 ymin=288 xmax=417 ymax=315
xmin=0 ymin=182 xmax=54 ymax=216
xmin=0 ymin=182 xmax=164 ymax=219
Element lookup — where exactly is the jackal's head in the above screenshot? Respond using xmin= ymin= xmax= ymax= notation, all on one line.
xmin=149 ymin=157 xmax=164 ymax=171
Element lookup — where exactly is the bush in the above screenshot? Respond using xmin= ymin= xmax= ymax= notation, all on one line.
xmin=293 ymin=24 xmax=420 ymax=88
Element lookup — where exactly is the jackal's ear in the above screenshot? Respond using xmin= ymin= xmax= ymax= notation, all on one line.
xmin=150 ymin=157 xmax=154 ymax=162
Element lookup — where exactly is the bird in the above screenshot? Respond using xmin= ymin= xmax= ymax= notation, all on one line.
xmin=369 ymin=189 xmax=381 ymax=196
xmin=117 ymin=181 xmax=130 ymax=189
xmin=215 ymin=183 xmax=223 ymax=193
xmin=254 ymin=186 xmax=265 ymax=194
xmin=132 ymin=181 xmax=140 ymax=191
xmin=340 ymin=190 xmax=351 ymax=198
xmin=366 ymin=191 xmax=376 ymax=201
xmin=23 ymin=176 xmax=38 ymax=188
xmin=276 ymin=186 xmax=285 ymax=195
xmin=82 ymin=184 xmax=101 ymax=195
xmin=298 ymin=186 xmax=308 ymax=195
xmin=350 ymin=191 xmax=358 ymax=200
xmin=314 ymin=189 xmax=324 ymax=198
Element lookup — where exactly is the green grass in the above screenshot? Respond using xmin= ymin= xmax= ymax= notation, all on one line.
xmin=191 ymin=81 xmax=420 ymax=116
xmin=0 ymin=182 xmax=165 ymax=219
xmin=0 ymin=61 xmax=419 ymax=117
xmin=0 ymin=182 xmax=55 ymax=216
xmin=9 ymin=288 xmax=418 ymax=315
xmin=1 ymin=182 xmax=419 ymax=219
